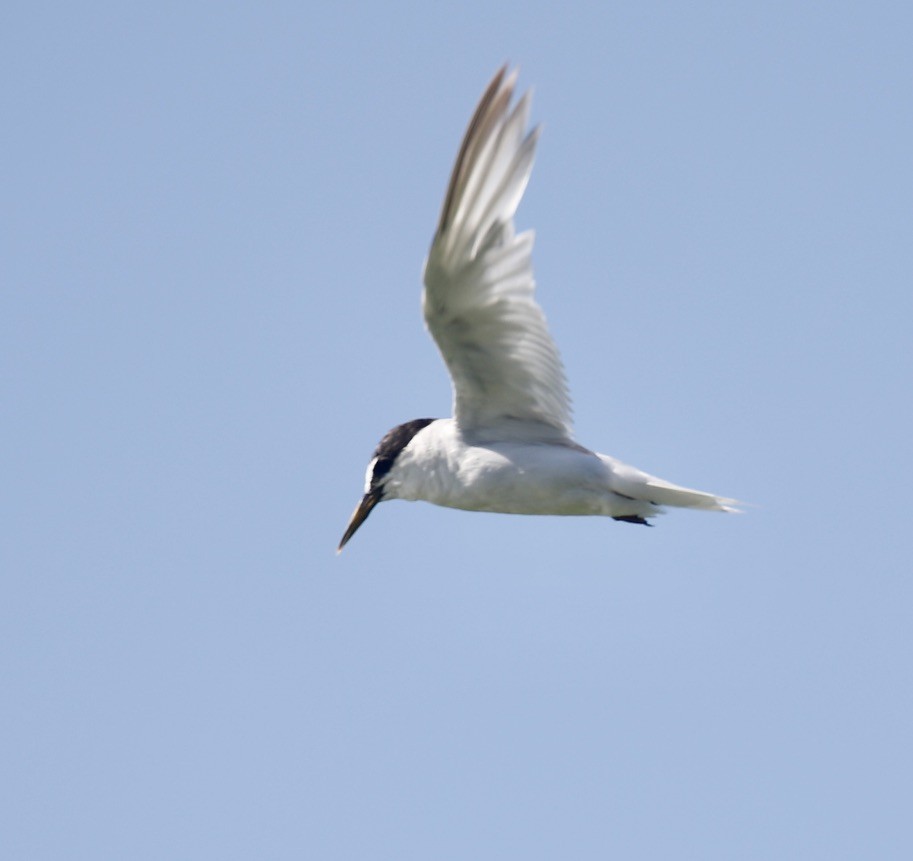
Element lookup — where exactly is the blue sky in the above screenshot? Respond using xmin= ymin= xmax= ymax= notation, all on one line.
xmin=4 ymin=2 xmax=912 ymax=858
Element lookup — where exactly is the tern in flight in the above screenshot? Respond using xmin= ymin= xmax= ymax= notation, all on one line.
xmin=339 ymin=67 xmax=736 ymax=551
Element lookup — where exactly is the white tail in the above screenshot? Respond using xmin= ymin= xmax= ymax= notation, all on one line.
xmin=601 ymin=455 xmax=740 ymax=513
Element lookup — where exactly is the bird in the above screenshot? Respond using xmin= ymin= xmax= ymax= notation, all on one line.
xmin=338 ymin=66 xmax=737 ymax=552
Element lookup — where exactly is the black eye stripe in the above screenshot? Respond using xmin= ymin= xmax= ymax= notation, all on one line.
xmin=370 ymin=418 xmax=436 ymax=485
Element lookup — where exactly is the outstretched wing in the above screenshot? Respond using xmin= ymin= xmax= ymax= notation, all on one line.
xmin=422 ymin=67 xmax=573 ymax=442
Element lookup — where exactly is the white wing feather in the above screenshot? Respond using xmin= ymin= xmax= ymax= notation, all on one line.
xmin=422 ymin=67 xmax=573 ymax=441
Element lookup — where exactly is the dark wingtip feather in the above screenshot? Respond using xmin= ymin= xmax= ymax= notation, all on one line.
xmin=435 ymin=65 xmax=512 ymax=238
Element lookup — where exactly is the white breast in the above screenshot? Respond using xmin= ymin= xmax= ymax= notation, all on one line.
xmin=386 ymin=419 xmax=626 ymax=516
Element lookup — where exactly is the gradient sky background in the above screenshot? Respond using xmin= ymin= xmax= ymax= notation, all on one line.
xmin=4 ymin=2 xmax=912 ymax=859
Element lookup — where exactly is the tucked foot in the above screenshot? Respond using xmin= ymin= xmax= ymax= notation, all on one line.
xmin=612 ymin=515 xmax=653 ymax=526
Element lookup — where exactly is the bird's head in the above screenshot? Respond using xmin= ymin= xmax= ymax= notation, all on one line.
xmin=337 ymin=418 xmax=436 ymax=552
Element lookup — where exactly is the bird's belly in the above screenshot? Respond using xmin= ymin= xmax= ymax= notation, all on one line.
xmin=426 ymin=444 xmax=615 ymax=516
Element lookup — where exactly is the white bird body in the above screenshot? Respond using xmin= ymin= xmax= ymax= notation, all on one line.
xmin=380 ymin=418 xmax=623 ymax=516
xmin=378 ymin=417 xmax=726 ymax=518
xmin=338 ymin=68 xmax=736 ymax=551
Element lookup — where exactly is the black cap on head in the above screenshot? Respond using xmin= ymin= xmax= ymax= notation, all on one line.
xmin=337 ymin=418 xmax=437 ymax=552
xmin=367 ymin=418 xmax=436 ymax=491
